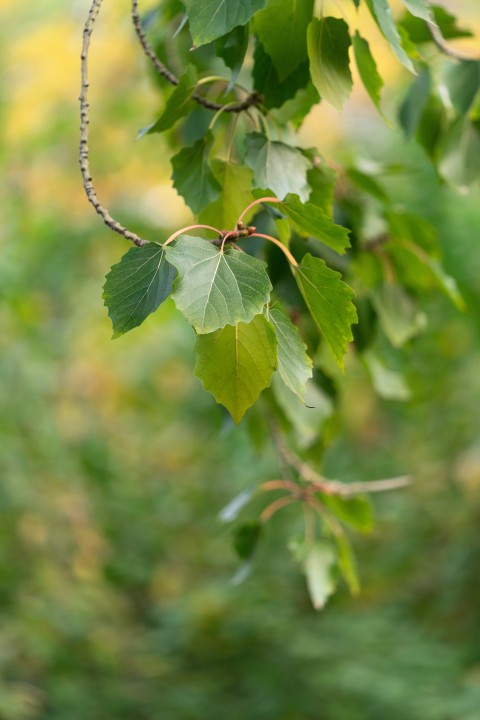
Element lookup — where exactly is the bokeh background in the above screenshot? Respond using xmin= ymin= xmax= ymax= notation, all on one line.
xmin=1 ymin=0 xmax=480 ymax=717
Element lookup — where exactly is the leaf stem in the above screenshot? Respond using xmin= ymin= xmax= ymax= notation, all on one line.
xmin=163 ymin=224 xmax=222 ymax=247
xmin=236 ymin=197 xmax=282 ymax=226
xmin=260 ymin=496 xmax=296 ymax=523
xmin=251 ymin=233 xmax=298 ymax=267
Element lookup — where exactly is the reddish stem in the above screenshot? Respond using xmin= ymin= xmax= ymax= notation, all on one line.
xmin=163 ymin=224 xmax=221 ymax=248
xmin=236 ymin=196 xmax=282 ymax=226
xmin=251 ymin=233 xmax=298 ymax=267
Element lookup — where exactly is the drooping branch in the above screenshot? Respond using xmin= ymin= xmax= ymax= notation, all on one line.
xmin=131 ymin=0 xmax=262 ymax=114
xmin=428 ymin=22 xmax=480 ymax=62
xmin=80 ymin=0 xmax=148 ymax=247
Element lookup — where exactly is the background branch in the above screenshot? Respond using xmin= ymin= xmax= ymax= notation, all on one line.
xmin=428 ymin=22 xmax=479 ymax=61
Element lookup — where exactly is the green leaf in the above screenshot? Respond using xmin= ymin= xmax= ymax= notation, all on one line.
xmin=280 ymin=193 xmax=351 ymax=254
xmin=233 ymin=521 xmax=262 ymax=559
xmin=352 ymin=31 xmax=385 ymax=116
xmin=103 ymin=243 xmax=176 ymax=338
xmin=307 ymin=17 xmax=353 ymax=111
xmin=184 ymin=0 xmax=266 ymax=46
xmin=245 ymin=132 xmax=311 ymax=201
xmin=399 ymin=6 xmax=473 ymax=43
xmin=401 ymin=0 xmax=432 ymax=22
xmin=165 ymin=236 xmax=272 ymax=333
xmin=444 ymin=61 xmax=480 ymax=116
xmin=365 ymin=0 xmax=415 ymax=73
xmin=199 ymin=160 xmax=254 ymax=230
xmin=346 ymin=168 xmax=390 ymax=203
xmin=320 ymin=493 xmax=374 ymax=532
xmin=171 ymin=131 xmax=221 ymax=215
xmin=294 ymin=254 xmax=357 ymax=369
xmin=399 ymin=66 xmax=431 ymax=137
xmin=215 ymin=25 xmax=249 ymax=92
xmin=363 ymin=350 xmax=411 ymax=401
xmin=271 ymin=83 xmax=320 ymax=129
xmin=272 ymin=375 xmax=333 ymax=448
xmin=254 ymin=0 xmax=314 ymax=82
xmin=194 ymin=314 xmax=278 ymax=423
xmin=335 ymin=533 xmax=360 ymax=594
xmin=372 ymin=282 xmax=426 ymax=347
xmin=304 ymin=542 xmax=337 ymax=610
xmin=267 ymin=305 xmax=312 ymax=400
xmin=253 ymin=41 xmax=311 ymax=109
xmin=144 ymin=65 xmax=198 ymax=135
xmin=304 ymin=152 xmax=336 ymax=214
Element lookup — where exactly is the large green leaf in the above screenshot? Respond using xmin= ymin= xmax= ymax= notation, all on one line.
xmin=365 ymin=0 xmax=415 ymax=73
xmin=304 ymin=542 xmax=337 ymax=610
xmin=267 ymin=305 xmax=312 ymax=400
xmin=165 ymin=236 xmax=272 ymax=333
xmin=194 ymin=314 xmax=278 ymax=423
xmin=307 ymin=17 xmax=353 ymax=111
xmin=245 ymin=133 xmax=311 ymax=201
xmin=103 ymin=243 xmax=176 ymax=338
xmin=215 ymin=25 xmax=249 ymax=92
xmin=143 ymin=65 xmax=198 ymax=135
xmin=171 ymin=131 xmax=221 ymax=215
xmin=253 ymin=41 xmax=311 ymax=109
xmin=199 ymin=160 xmax=254 ymax=230
xmin=280 ymin=193 xmax=351 ymax=254
xmin=254 ymin=0 xmax=314 ymax=82
xmin=352 ymin=31 xmax=385 ymax=117
xmin=294 ymin=254 xmax=357 ymax=369
xmin=184 ymin=0 xmax=266 ymax=46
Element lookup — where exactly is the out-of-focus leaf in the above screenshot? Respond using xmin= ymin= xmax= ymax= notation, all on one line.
xmin=103 ymin=244 xmax=176 ymax=338
xmin=245 ymin=133 xmax=311 ymax=201
xmin=233 ymin=521 xmax=262 ymax=559
xmin=320 ymin=493 xmax=374 ymax=532
xmin=307 ymin=17 xmax=353 ymax=111
xmin=444 ymin=61 xmax=480 ymax=116
xmin=267 ymin=305 xmax=312 ymax=400
xmin=365 ymin=0 xmax=415 ymax=73
xmin=399 ymin=66 xmax=431 ymax=137
xmin=363 ymin=350 xmax=411 ymax=401
xmin=183 ymin=0 xmax=266 ymax=46
xmin=401 ymin=0 xmax=432 ymax=23
xmin=304 ymin=542 xmax=337 ymax=610
xmin=399 ymin=5 xmax=473 ymax=43
xmin=280 ymin=194 xmax=351 ymax=254
xmin=372 ymin=282 xmax=426 ymax=347
xmin=171 ymin=131 xmax=221 ymax=214
xmin=335 ymin=533 xmax=360 ymax=594
xmin=219 ymin=487 xmax=256 ymax=522
xmin=352 ymin=31 xmax=385 ymax=118
xmin=272 ymin=375 xmax=334 ymax=448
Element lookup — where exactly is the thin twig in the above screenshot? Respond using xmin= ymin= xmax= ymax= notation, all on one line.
xmin=131 ymin=0 xmax=262 ymax=113
xmin=80 ymin=0 xmax=148 ymax=247
xmin=428 ymin=22 xmax=479 ymax=62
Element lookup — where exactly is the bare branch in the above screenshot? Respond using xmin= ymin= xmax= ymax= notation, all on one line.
xmin=428 ymin=22 xmax=479 ymax=62
xmin=131 ymin=0 xmax=262 ymax=114
xmin=80 ymin=0 xmax=148 ymax=247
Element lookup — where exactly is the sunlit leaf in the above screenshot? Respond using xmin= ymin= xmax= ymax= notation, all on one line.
xmin=372 ymin=282 xmax=426 ymax=347
xmin=365 ymin=0 xmax=415 ymax=73
xmin=320 ymin=493 xmax=374 ymax=532
xmin=401 ymin=0 xmax=433 ymax=22
xmin=199 ymin=161 xmax=254 ymax=230
xmin=307 ymin=17 xmax=353 ymax=111
xmin=184 ymin=0 xmax=266 ymax=46
xmin=304 ymin=542 xmax=337 ymax=610
xmin=335 ymin=533 xmax=360 ymax=594
xmin=352 ymin=31 xmax=385 ymax=117
xmin=143 ymin=65 xmax=198 ymax=135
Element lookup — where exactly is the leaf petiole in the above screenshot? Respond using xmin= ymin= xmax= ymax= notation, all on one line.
xmin=163 ymin=223 xmax=222 ymax=247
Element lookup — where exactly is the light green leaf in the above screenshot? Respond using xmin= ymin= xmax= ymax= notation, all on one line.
xmin=401 ymin=0 xmax=433 ymax=22
xmin=352 ymin=31 xmax=385 ymax=116
xmin=254 ymin=0 xmax=314 ymax=82
xmin=365 ymin=0 xmax=415 ymax=73
xmin=307 ymin=17 xmax=353 ymax=111
xmin=294 ymin=255 xmax=357 ymax=369
xmin=272 ymin=375 xmax=333 ymax=448
xmin=219 ymin=487 xmax=256 ymax=522
xmin=194 ymin=314 xmax=278 ymax=423
xmin=280 ymin=193 xmax=351 ymax=254
xmin=304 ymin=542 xmax=337 ymax=610
xmin=335 ymin=533 xmax=360 ymax=594
xmin=171 ymin=131 xmax=221 ymax=215
xmin=199 ymin=161 xmax=254 ymax=230
xmin=144 ymin=65 xmax=198 ymax=135
xmin=215 ymin=25 xmax=249 ymax=92
xmin=399 ymin=6 xmax=473 ymax=44
xmin=165 ymin=236 xmax=272 ymax=333
xmin=363 ymin=350 xmax=411 ymax=400
xmin=267 ymin=305 xmax=312 ymax=400
xmin=372 ymin=282 xmax=426 ymax=347
xmin=184 ymin=0 xmax=266 ymax=46
xmin=103 ymin=243 xmax=176 ymax=338
xmin=320 ymin=493 xmax=374 ymax=532
xmin=245 ymin=133 xmax=311 ymax=201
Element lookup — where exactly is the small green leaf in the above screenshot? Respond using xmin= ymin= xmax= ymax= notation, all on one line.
xmin=253 ymin=41 xmax=311 ymax=109
xmin=304 ymin=542 xmax=337 ymax=610
xmin=215 ymin=25 xmax=249 ymax=92
xmin=233 ymin=521 xmax=262 ymax=560
xmin=320 ymin=493 xmax=374 ymax=532
xmin=272 ymin=83 xmax=320 ymax=129
xmin=144 ymin=65 xmax=198 ymax=135
xmin=352 ymin=31 xmax=385 ymax=117
xmin=184 ymin=0 xmax=266 ymax=46
xmin=254 ymin=0 xmax=314 ymax=82
xmin=171 ymin=131 xmax=221 ymax=215
xmin=103 ymin=244 xmax=176 ymax=338
xmin=267 ymin=305 xmax=312 ymax=400
xmin=166 ymin=236 xmax=272 ymax=333
xmin=194 ymin=314 xmax=278 ymax=423
xmin=363 ymin=350 xmax=411 ymax=401
xmin=401 ymin=0 xmax=433 ymax=22
xmin=280 ymin=193 xmax=351 ymax=254
xmin=219 ymin=487 xmax=256 ymax=522
xmin=366 ymin=0 xmax=415 ymax=73
xmin=199 ymin=161 xmax=254 ymax=230
xmin=294 ymin=255 xmax=357 ymax=369
xmin=372 ymin=282 xmax=426 ymax=347
xmin=307 ymin=17 xmax=353 ymax=111
xmin=335 ymin=533 xmax=360 ymax=594
xmin=245 ymin=133 xmax=311 ymax=201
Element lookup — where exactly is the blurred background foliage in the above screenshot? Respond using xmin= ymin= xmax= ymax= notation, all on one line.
xmin=1 ymin=0 xmax=480 ymax=718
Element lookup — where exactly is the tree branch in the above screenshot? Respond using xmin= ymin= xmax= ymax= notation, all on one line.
xmin=131 ymin=0 xmax=262 ymax=114
xmin=428 ymin=22 xmax=479 ymax=62
xmin=80 ymin=0 xmax=148 ymax=247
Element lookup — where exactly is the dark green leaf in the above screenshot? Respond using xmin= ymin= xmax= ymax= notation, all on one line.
xmin=267 ymin=305 xmax=312 ymax=400
xmin=307 ymin=17 xmax=353 ymax=111
xmin=199 ymin=160 xmax=254 ymax=230
xmin=184 ymin=0 xmax=266 ymax=46
xmin=281 ymin=193 xmax=351 ymax=254
xmin=171 ymin=131 xmax=221 ymax=214
xmin=352 ymin=31 xmax=385 ymax=117
xmin=103 ymin=244 xmax=176 ymax=338
xmin=253 ymin=41 xmax=311 ymax=109
xmin=304 ymin=542 xmax=337 ymax=610
xmin=320 ymin=493 xmax=374 ymax=532
xmin=365 ymin=0 xmax=415 ymax=73
xmin=294 ymin=255 xmax=357 ymax=369
xmin=194 ymin=314 xmax=278 ymax=423
xmin=165 ymin=236 xmax=272 ymax=333
xmin=254 ymin=0 xmax=314 ymax=82
xmin=233 ymin=521 xmax=262 ymax=559
xmin=245 ymin=133 xmax=311 ymax=201
xmin=215 ymin=25 xmax=249 ymax=92
xmin=144 ymin=65 xmax=198 ymax=135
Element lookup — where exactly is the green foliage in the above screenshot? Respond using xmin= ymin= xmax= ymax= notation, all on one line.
xmin=184 ymin=0 xmax=266 ymax=45
xmin=245 ymin=133 xmax=311 ymax=200
xmin=307 ymin=17 xmax=353 ymax=110
xmin=171 ymin=132 xmax=221 ymax=214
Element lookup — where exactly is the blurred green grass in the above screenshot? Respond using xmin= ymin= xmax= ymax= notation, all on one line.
xmin=1 ymin=1 xmax=480 ymax=718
